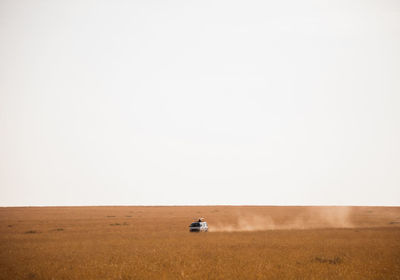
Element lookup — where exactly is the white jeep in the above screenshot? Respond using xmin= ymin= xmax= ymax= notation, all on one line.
xmin=189 ymin=219 xmax=208 ymax=232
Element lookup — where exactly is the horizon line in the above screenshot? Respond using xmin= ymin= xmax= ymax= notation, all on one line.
xmin=0 ymin=204 xmax=399 ymax=208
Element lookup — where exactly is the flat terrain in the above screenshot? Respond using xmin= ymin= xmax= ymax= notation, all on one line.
xmin=0 ymin=206 xmax=399 ymax=279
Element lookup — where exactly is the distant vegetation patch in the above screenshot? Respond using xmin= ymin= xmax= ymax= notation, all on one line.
xmin=27 ymin=272 xmax=37 ymax=279
xmin=314 ymin=256 xmax=342 ymax=265
xmin=110 ymin=222 xmax=128 ymax=226
xmin=25 ymin=230 xmax=39 ymax=234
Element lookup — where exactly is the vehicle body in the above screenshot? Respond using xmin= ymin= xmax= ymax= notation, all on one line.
xmin=189 ymin=219 xmax=208 ymax=232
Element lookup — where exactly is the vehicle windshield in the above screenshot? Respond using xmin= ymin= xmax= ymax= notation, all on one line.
xmin=190 ymin=223 xmax=200 ymax=227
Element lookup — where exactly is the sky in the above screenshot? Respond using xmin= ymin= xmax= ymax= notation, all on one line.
xmin=0 ymin=0 xmax=399 ymax=206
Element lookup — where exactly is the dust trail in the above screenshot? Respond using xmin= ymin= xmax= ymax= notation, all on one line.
xmin=209 ymin=207 xmax=354 ymax=232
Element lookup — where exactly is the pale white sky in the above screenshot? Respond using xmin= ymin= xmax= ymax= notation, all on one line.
xmin=0 ymin=0 xmax=399 ymax=206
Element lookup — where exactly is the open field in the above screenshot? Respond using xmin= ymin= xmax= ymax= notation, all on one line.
xmin=0 ymin=206 xmax=400 ymax=279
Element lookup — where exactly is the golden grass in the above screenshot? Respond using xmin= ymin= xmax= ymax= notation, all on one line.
xmin=0 ymin=206 xmax=399 ymax=279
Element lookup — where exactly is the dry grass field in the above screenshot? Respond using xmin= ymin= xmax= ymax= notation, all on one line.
xmin=0 ymin=206 xmax=399 ymax=279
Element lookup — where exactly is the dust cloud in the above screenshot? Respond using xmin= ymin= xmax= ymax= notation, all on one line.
xmin=209 ymin=207 xmax=354 ymax=232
